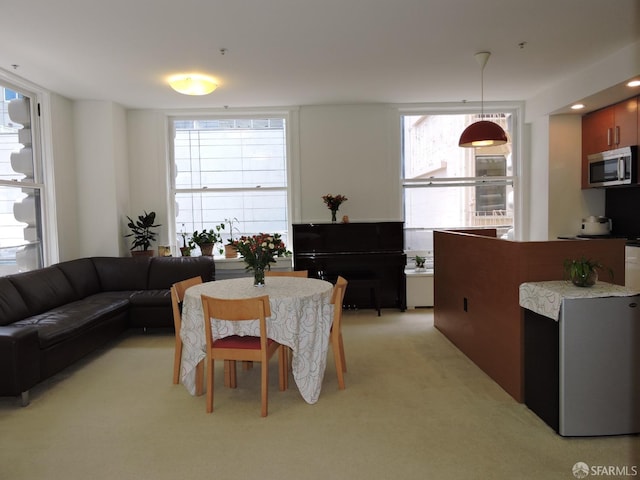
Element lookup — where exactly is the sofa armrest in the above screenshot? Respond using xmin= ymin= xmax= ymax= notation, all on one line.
xmin=0 ymin=326 xmax=40 ymax=399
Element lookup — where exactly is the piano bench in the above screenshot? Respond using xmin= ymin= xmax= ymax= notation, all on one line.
xmin=342 ymin=272 xmax=382 ymax=316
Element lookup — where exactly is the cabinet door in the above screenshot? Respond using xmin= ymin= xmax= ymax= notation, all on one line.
xmin=582 ymin=106 xmax=614 ymax=155
xmin=613 ymin=97 xmax=638 ymax=148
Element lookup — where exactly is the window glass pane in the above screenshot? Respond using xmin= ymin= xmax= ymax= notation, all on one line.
xmin=402 ymin=113 xmax=515 ymax=253
xmin=0 ymin=98 xmax=33 ymax=183
xmin=0 ymin=84 xmax=43 ymax=275
xmin=0 ymin=185 xmax=42 ymax=274
xmin=172 ymin=116 xmax=289 ymax=251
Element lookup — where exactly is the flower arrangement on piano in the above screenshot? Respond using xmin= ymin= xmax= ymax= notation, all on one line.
xmin=322 ymin=194 xmax=348 ymax=223
xmin=232 ymin=233 xmax=290 ymax=286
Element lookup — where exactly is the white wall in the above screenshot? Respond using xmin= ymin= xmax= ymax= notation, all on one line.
xmin=524 ymin=40 xmax=639 ymax=240
xmin=48 ymin=93 xmax=79 ymax=261
xmin=126 ymin=110 xmax=170 ymax=251
xmin=547 ymin=115 xmax=606 ymax=240
xmin=298 ymin=104 xmax=402 ymax=223
xmin=45 ymin=40 xmax=638 ymax=257
xmin=73 ymin=101 xmax=129 ymax=257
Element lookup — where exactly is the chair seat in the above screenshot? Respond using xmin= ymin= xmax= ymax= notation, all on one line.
xmin=213 ymin=335 xmax=276 ymax=349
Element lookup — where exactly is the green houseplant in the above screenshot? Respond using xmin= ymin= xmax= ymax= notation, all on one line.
xmin=191 ymin=224 xmax=224 ymax=256
xmin=412 ymin=255 xmax=426 ymax=270
xmin=125 ymin=211 xmax=161 ymax=256
xmin=563 ymin=256 xmax=612 ymax=287
xmin=224 ymin=217 xmax=240 ymax=258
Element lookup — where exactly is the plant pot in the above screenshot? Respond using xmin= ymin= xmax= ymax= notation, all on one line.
xmin=180 ymin=247 xmax=192 ymax=257
xmin=224 ymin=244 xmax=238 ymax=258
xmin=131 ymin=250 xmax=154 ymax=257
xmin=571 ymin=269 xmax=598 ymax=287
xmin=199 ymin=243 xmax=214 ymax=256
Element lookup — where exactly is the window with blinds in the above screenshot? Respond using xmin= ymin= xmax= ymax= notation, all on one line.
xmin=170 ymin=117 xmax=289 ymax=251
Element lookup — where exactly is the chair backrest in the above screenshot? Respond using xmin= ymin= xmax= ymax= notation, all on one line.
xmin=200 ymin=295 xmax=272 ymax=350
xmin=265 ymin=270 xmax=308 ymax=277
xmin=332 ymin=276 xmax=348 ymax=328
xmin=170 ymin=276 xmax=203 ymax=331
xmin=332 ymin=275 xmax=348 ymax=306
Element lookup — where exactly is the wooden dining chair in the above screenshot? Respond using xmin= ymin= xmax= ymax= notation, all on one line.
xmin=330 ymin=276 xmax=348 ymax=389
xmin=170 ymin=276 xmax=203 ymax=385
xmin=265 ymin=269 xmax=309 ymax=277
xmin=201 ymin=294 xmax=287 ymax=416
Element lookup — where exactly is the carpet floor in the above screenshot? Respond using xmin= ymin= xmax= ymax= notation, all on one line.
xmin=0 ymin=309 xmax=638 ymax=479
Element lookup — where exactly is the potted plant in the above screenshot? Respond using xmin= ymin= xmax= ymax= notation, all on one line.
xmin=125 ymin=211 xmax=161 ymax=256
xmin=191 ymin=224 xmax=224 ymax=256
xmin=412 ymin=255 xmax=426 ymax=271
xmin=224 ymin=217 xmax=240 ymax=258
xmin=179 ymin=229 xmax=195 ymax=256
xmin=563 ymin=256 xmax=612 ymax=287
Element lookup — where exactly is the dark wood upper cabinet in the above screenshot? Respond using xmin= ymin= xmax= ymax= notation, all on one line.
xmin=582 ymin=96 xmax=638 ymax=189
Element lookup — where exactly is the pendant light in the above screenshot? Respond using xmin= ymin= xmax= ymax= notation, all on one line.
xmin=458 ymin=52 xmax=508 ymax=148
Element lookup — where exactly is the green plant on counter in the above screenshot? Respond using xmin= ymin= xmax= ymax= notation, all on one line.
xmin=563 ymin=256 xmax=612 ymax=287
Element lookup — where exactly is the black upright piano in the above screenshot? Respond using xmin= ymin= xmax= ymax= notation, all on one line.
xmin=292 ymin=222 xmax=406 ymax=313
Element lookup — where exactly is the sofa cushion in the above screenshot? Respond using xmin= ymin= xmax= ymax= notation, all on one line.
xmin=8 ymin=266 xmax=77 ymax=317
xmin=55 ymin=258 xmax=101 ymax=299
xmin=0 ymin=278 xmax=30 ymax=326
xmin=92 ymin=256 xmax=151 ymax=291
xmin=147 ymin=256 xmax=215 ymax=289
xmin=128 ymin=289 xmax=171 ymax=307
xmin=11 ymin=292 xmax=132 ymax=349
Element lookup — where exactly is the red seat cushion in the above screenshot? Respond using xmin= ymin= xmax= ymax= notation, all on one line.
xmin=213 ymin=335 xmax=275 ymax=350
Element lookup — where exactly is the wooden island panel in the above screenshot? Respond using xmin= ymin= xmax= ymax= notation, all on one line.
xmin=433 ymin=230 xmax=626 ymax=402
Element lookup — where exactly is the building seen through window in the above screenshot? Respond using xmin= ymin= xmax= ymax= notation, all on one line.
xmin=0 ymin=84 xmax=43 ymax=275
xmin=402 ymin=113 xmax=515 ymax=257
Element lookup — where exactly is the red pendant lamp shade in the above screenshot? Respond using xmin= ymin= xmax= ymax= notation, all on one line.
xmin=458 ymin=120 xmax=508 ymax=147
xmin=459 ymin=51 xmax=508 ymax=148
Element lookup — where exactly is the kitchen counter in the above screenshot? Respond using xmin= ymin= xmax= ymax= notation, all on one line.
xmin=519 ymin=280 xmax=639 ymax=320
xmin=433 ymin=229 xmax=626 ymax=402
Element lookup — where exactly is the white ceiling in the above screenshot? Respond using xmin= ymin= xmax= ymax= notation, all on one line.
xmin=1 ymin=0 xmax=639 ymax=112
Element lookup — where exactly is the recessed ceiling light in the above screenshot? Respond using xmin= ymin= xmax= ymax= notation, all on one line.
xmin=627 ymin=80 xmax=640 ymax=88
xmin=168 ymin=74 xmax=218 ymax=95
xmin=571 ymin=103 xmax=585 ymax=110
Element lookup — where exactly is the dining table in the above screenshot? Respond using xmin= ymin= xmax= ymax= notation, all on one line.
xmin=180 ymin=276 xmax=334 ymax=404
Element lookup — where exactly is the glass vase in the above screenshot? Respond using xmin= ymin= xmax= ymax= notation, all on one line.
xmin=331 ymin=209 xmax=338 ymax=223
xmin=253 ymin=266 xmax=265 ymax=287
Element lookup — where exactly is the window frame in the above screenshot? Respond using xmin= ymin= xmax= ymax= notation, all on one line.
xmin=398 ymin=103 xmax=523 ymax=252
xmin=167 ymin=109 xmax=299 ymax=254
xmin=0 ymin=69 xmax=57 ymax=273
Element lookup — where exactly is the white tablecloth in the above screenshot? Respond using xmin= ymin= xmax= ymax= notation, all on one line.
xmin=519 ymin=280 xmax=640 ymax=321
xmin=180 ymin=277 xmax=334 ymax=404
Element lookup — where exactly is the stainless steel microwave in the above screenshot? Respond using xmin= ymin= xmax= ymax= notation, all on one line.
xmin=588 ymin=145 xmax=638 ymax=187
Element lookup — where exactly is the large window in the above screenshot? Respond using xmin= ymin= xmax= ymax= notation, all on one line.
xmin=170 ymin=117 xmax=289 ymax=254
xmin=0 ymin=83 xmax=44 ymax=275
xmin=402 ymin=112 xmax=516 ymax=257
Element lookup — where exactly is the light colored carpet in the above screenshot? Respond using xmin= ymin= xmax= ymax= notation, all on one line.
xmin=0 ymin=309 xmax=638 ymax=480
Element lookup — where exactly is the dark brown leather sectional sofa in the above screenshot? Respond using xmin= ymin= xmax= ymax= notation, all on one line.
xmin=0 ymin=256 xmax=215 ymax=405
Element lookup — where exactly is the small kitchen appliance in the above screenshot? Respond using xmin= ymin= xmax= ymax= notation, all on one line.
xmin=580 ymin=216 xmax=612 ymax=236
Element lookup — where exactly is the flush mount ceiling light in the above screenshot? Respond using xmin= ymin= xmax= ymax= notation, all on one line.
xmin=459 ymin=52 xmax=508 ymax=148
xmin=168 ymin=74 xmax=218 ymax=95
